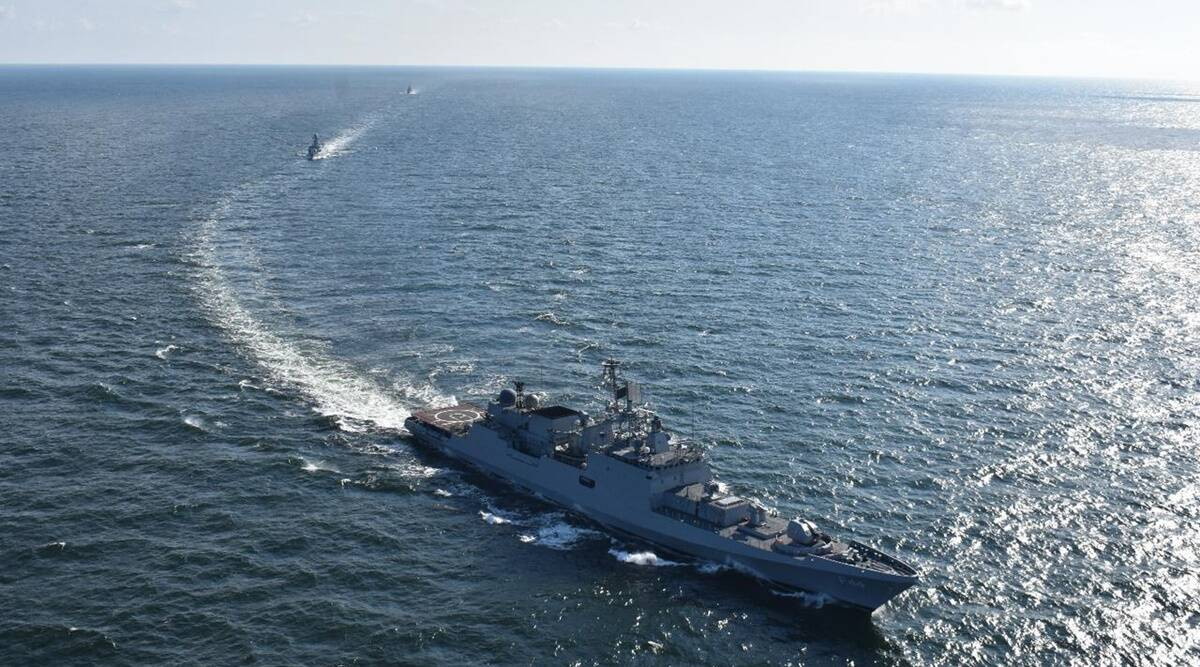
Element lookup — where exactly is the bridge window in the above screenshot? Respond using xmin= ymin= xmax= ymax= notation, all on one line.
xmin=579 ymin=476 xmax=595 ymax=489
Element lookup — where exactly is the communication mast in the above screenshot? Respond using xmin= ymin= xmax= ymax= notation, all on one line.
xmin=601 ymin=358 xmax=640 ymax=414
xmin=601 ymin=359 xmax=621 ymax=413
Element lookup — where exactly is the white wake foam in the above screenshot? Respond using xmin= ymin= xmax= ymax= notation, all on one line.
xmin=608 ymin=548 xmax=683 ymax=567
xmin=313 ymin=117 xmax=375 ymax=160
xmin=520 ymin=517 xmax=604 ymax=551
xmin=479 ymin=510 xmax=512 ymax=525
xmin=193 ymin=238 xmax=419 ymax=431
xmin=473 ymin=505 xmax=603 ymax=551
xmin=182 ymin=414 xmax=208 ymax=432
xmin=390 ymin=461 xmax=443 ymax=478
xmin=299 ymin=457 xmax=340 ymax=474
xmin=695 ymin=561 xmax=730 ymax=575
xmin=193 ymin=122 xmax=455 ymax=433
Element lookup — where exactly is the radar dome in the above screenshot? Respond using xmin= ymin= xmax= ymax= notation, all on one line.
xmin=498 ymin=388 xmax=518 ymax=407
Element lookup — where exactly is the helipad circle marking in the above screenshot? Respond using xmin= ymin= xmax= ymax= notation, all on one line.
xmin=433 ymin=407 xmax=483 ymax=424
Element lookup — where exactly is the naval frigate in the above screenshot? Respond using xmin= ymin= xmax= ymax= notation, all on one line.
xmin=404 ymin=360 xmax=918 ymax=611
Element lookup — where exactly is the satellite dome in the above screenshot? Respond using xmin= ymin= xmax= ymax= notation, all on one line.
xmin=497 ymin=388 xmax=518 ymax=407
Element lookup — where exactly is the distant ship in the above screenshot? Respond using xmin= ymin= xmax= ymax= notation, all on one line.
xmin=406 ymin=84 xmax=415 ymax=95
xmin=405 ymin=360 xmax=919 ymax=612
xmin=306 ymin=134 xmax=321 ymax=160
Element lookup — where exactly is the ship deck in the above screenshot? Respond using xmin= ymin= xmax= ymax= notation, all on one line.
xmin=410 ymin=403 xmax=485 ymax=435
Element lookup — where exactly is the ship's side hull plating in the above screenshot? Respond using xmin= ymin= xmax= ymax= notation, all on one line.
xmin=406 ymin=420 xmax=915 ymax=611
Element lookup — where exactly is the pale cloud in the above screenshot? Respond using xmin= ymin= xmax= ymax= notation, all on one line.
xmin=962 ymin=0 xmax=1031 ymax=10
xmin=864 ymin=0 xmax=1030 ymax=14
xmin=605 ymin=17 xmax=653 ymax=31
xmin=863 ymin=0 xmax=934 ymax=16
xmin=161 ymin=0 xmax=194 ymax=15
xmin=286 ymin=8 xmax=370 ymax=24
xmin=0 ymin=5 xmax=12 ymax=21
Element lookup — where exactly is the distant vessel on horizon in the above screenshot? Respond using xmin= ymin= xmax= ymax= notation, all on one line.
xmin=406 ymin=83 xmax=416 ymax=95
xmin=306 ymin=134 xmax=320 ymax=160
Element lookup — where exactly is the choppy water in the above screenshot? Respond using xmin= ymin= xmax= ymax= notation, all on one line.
xmin=2 ymin=66 xmax=1199 ymax=665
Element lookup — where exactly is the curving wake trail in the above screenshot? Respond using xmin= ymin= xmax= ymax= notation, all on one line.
xmin=193 ymin=121 xmax=453 ymax=434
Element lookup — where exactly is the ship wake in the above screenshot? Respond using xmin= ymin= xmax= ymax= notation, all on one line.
xmin=193 ymin=123 xmax=453 ymax=433
xmin=312 ymin=116 xmax=375 ymax=160
xmin=473 ymin=504 xmax=605 ymax=551
xmin=608 ymin=548 xmax=684 ymax=567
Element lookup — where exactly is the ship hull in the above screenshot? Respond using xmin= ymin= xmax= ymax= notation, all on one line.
xmin=405 ymin=419 xmax=916 ymax=612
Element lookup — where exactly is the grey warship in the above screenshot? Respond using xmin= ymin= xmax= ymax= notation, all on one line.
xmin=405 ymin=360 xmax=918 ymax=611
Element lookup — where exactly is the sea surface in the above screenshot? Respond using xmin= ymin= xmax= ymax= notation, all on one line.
xmin=1 ymin=65 xmax=1198 ymax=666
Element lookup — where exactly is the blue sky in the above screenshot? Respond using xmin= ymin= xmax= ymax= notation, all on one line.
xmin=0 ymin=0 xmax=1195 ymax=80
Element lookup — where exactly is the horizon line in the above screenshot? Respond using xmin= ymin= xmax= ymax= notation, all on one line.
xmin=0 ymin=61 xmax=1189 ymax=84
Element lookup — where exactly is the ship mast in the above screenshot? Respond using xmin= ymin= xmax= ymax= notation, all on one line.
xmin=601 ymin=359 xmax=640 ymax=417
xmin=601 ymin=359 xmax=621 ymax=414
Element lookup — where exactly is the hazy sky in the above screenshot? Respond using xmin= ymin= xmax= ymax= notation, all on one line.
xmin=0 ymin=0 xmax=1196 ymax=80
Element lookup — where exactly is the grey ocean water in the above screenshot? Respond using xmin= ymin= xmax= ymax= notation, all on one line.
xmin=1 ymin=66 xmax=1198 ymax=665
